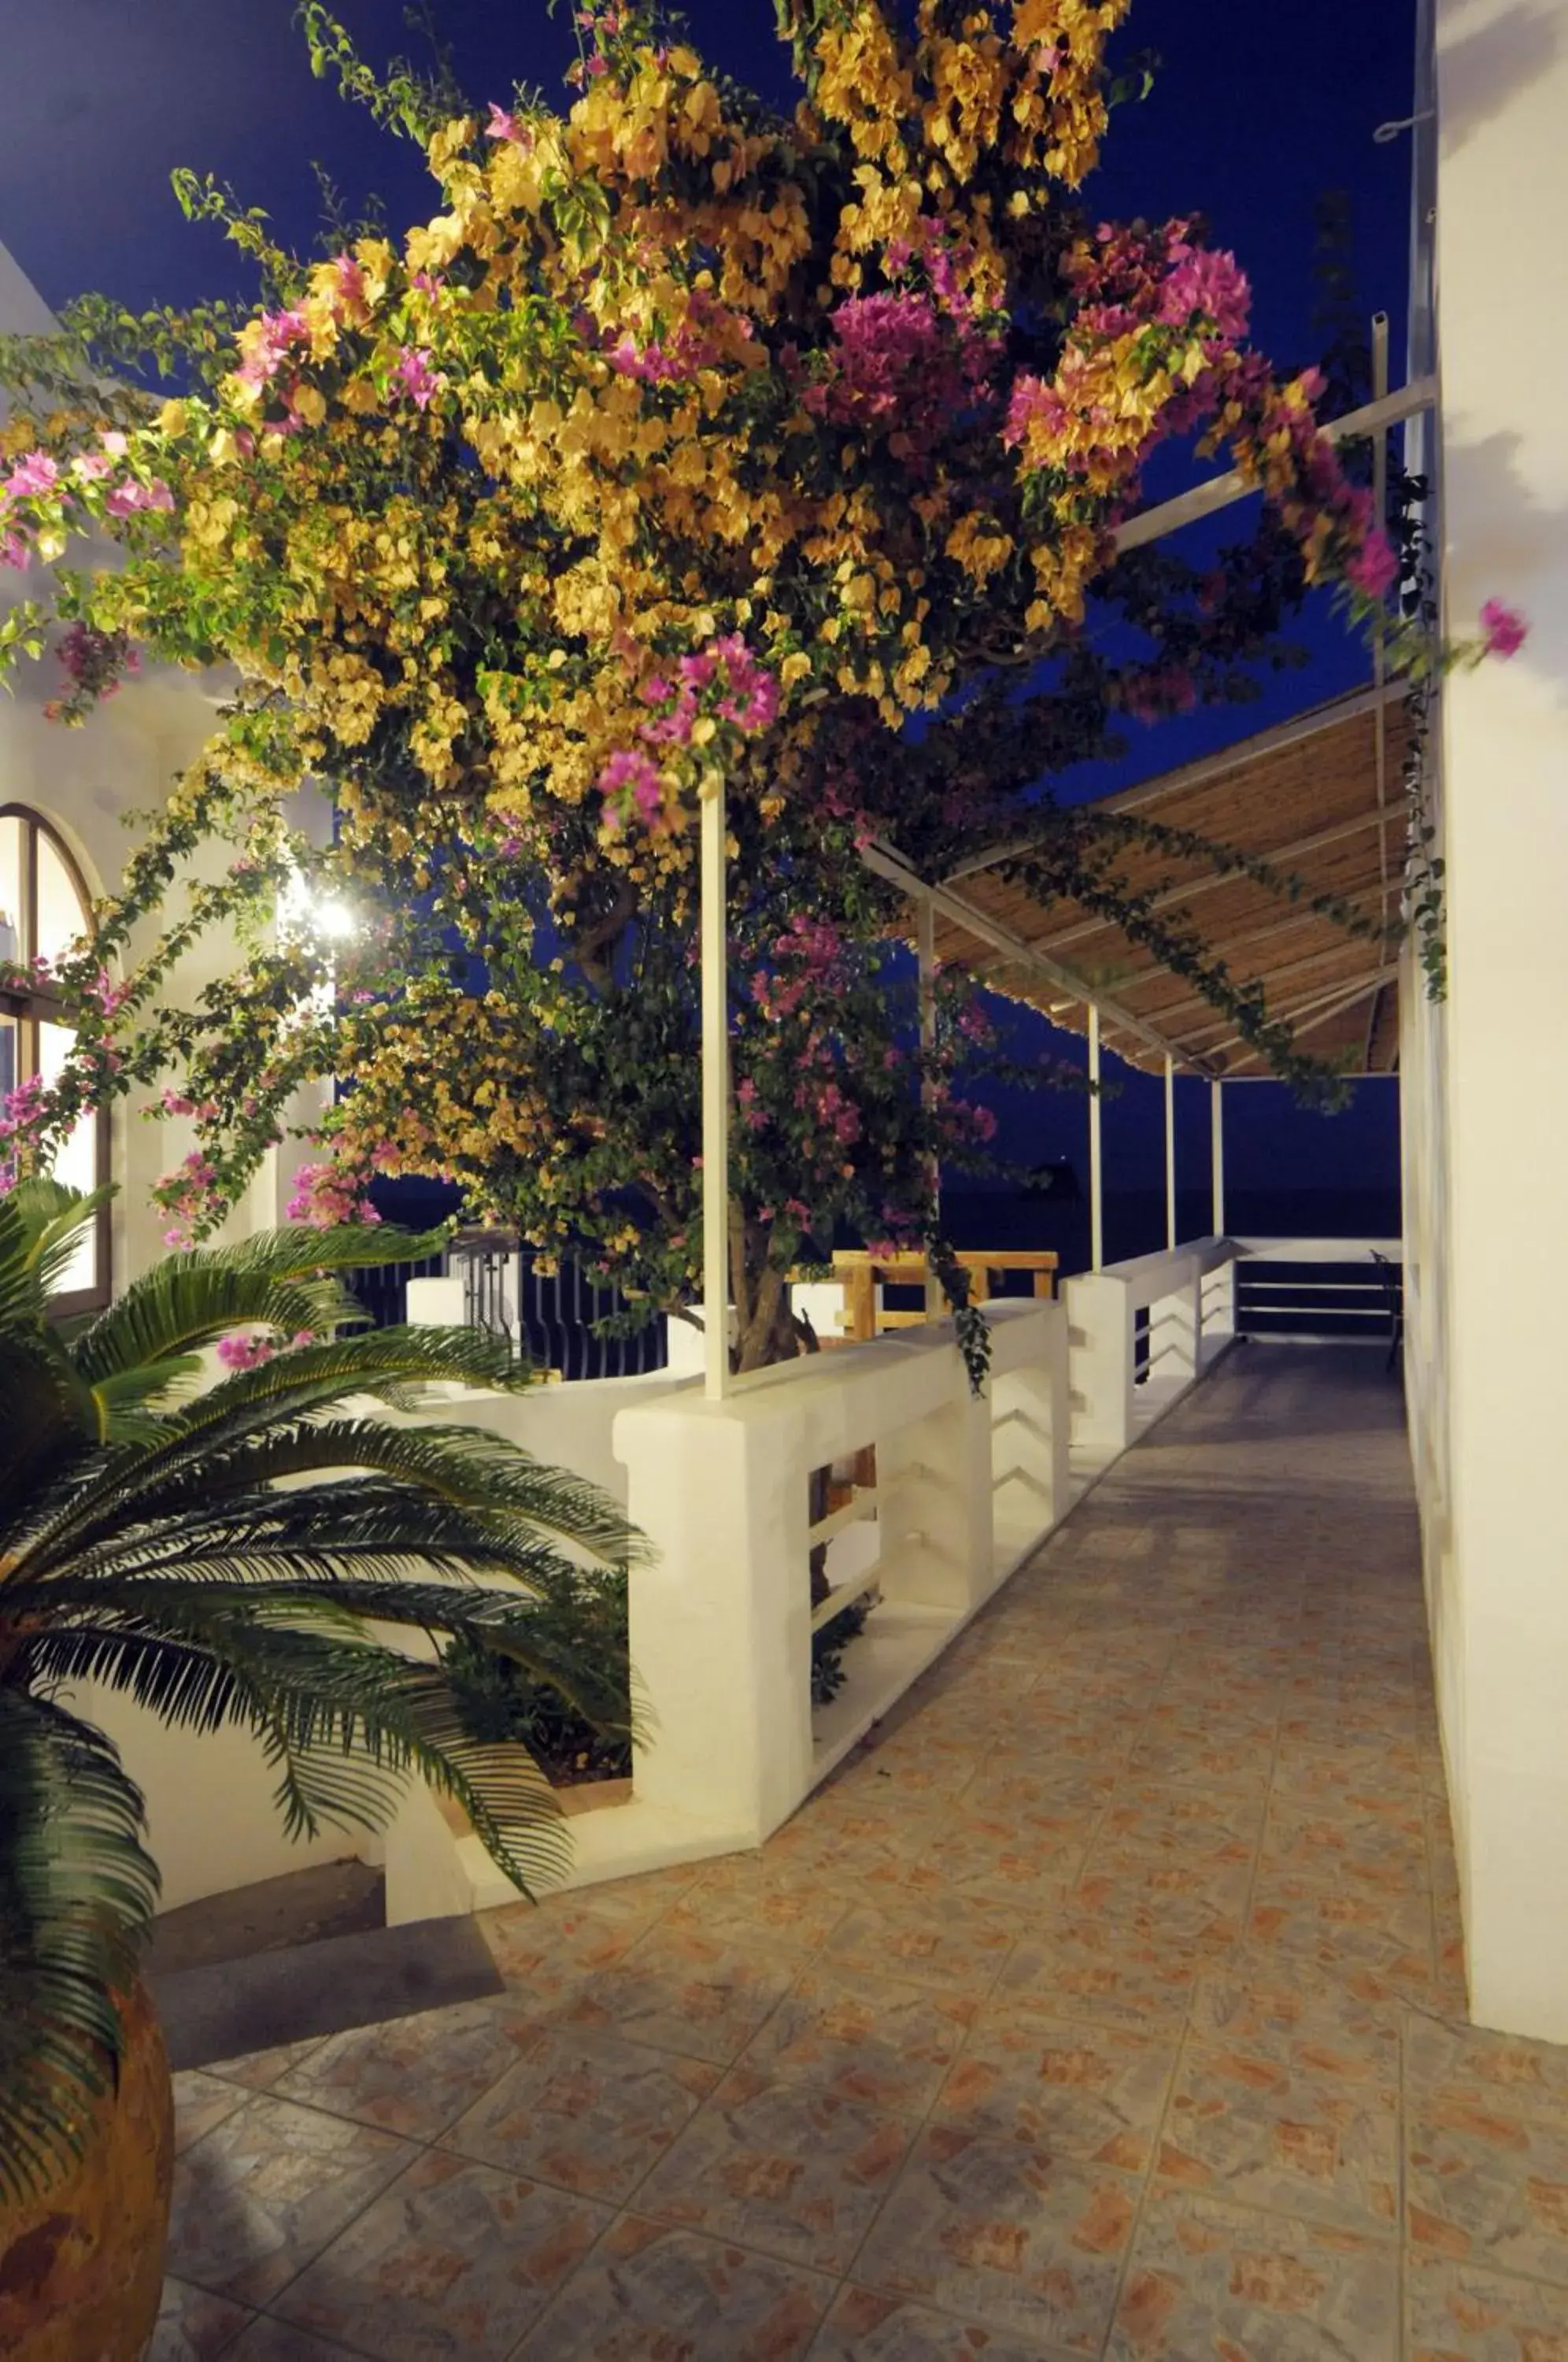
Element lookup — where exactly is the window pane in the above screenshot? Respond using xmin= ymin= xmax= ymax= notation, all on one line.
xmin=39 ymin=1019 xmax=98 ymax=1294
xmin=0 ymin=1012 xmax=16 ymax=1105
xmin=0 ymin=816 xmax=22 ymax=964
xmin=36 ymin=833 xmax=88 ymax=968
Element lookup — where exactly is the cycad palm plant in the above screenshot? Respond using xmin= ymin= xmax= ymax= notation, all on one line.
xmin=0 ymin=1181 xmax=640 ymax=2202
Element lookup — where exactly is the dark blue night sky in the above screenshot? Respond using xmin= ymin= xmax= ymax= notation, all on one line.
xmin=1 ymin=1 xmax=1417 ymax=1239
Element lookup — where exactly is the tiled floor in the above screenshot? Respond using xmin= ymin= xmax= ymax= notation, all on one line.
xmin=153 ymin=1346 xmax=1568 ymax=2361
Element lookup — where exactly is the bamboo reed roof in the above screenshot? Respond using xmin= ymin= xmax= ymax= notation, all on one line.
xmin=898 ymin=683 xmax=1407 ymax=1079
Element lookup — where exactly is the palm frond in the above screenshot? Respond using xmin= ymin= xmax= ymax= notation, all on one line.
xmin=0 ymin=1182 xmax=109 ymax=1332
xmin=17 ymin=1567 xmax=633 ymax=1734
xmin=0 ymin=1689 xmax=159 ymax=2205
xmin=1 ymin=1210 xmax=649 ymax=2201
xmin=70 ymin=1261 xmax=370 ymax=1390
xmin=21 ymin=1622 xmax=570 ymax=1892
xmin=9 ymin=1411 xmax=635 ymax=1597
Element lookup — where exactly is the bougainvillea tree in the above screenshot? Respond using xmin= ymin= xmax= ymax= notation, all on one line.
xmin=0 ymin=0 xmax=1409 ymax=1372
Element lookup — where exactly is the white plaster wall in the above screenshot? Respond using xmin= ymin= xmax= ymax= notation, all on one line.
xmin=1431 ymin=0 xmax=1568 ymax=2038
xmin=2 ymin=242 xmax=362 ymax=1908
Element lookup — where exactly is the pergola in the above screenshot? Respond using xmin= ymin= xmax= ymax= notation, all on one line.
xmin=697 ymin=372 xmax=1436 ymax=1392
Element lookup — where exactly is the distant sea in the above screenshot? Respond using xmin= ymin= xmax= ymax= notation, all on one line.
xmin=939 ymin=1184 xmax=1401 ymax=1281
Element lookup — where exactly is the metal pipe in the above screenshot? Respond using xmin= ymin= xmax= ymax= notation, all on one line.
xmin=1211 ymin=1079 xmax=1226 ymax=1238
xmin=1165 ymin=1053 xmax=1178 ymax=1250
xmin=1089 ymin=1004 xmax=1104 ymax=1271
xmin=861 ymin=837 xmax=1205 ymax=1075
xmin=1112 ymin=376 xmax=1437 ymax=554
xmin=700 ymin=781 xmax=731 ymax=1399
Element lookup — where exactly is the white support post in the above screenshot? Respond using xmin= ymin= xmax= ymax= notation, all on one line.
xmin=1163 ymin=1053 xmax=1177 ymax=1250
xmin=700 ymin=782 xmax=730 ymax=1399
xmin=917 ymin=891 xmax=939 ymax=1211
xmin=1089 ymin=1003 xmax=1104 ymax=1272
xmin=1211 ymin=1076 xmax=1226 ymax=1238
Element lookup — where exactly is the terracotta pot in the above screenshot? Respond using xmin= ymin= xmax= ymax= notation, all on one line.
xmin=0 ymin=1980 xmax=174 ymax=2362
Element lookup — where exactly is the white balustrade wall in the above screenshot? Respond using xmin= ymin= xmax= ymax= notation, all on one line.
xmin=388 ymin=1238 xmax=1283 ymax=1920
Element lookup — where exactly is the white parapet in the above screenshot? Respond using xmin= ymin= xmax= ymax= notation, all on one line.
xmin=1067 ymin=1238 xmax=1239 ymax=1467
xmin=385 ymin=1297 xmax=1083 ymax=1916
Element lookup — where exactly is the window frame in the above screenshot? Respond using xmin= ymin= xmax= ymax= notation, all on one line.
xmin=0 ymin=802 xmax=113 ymax=1316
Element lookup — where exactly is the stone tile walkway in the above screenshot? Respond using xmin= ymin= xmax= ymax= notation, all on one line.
xmin=153 ymin=1346 xmax=1568 ymax=2361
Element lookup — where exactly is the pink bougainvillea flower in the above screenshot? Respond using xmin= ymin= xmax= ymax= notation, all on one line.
xmin=1480 ymin=598 xmax=1528 ymax=659
xmin=393 ymin=347 xmax=442 ymax=410
xmin=105 ymin=478 xmax=176 ymax=519
xmin=215 ymin=1332 xmax=276 ymax=1371
xmin=1344 ymin=528 xmax=1398 ymax=601
xmin=5 ymin=451 xmax=60 ymax=498
xmin=486 ymin=102 xmax=527 ymax=143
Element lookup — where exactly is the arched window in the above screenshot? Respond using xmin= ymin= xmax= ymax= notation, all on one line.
xmin=0 ymin=805 xmax=111 ymax=1310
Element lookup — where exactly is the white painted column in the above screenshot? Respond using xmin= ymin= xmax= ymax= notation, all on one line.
xmin=1088 ymin=1003 xmax=1104 ymax=1271
xmin=700 ymin=783 xmax=730 ymax=1399
xmin=1431 ymin=0 xmax=1568 ymax=2040
xmin=616 ymin=1389 xmax=815 ymax=1845
xmin=1210 ymin=1078 xmax=1226 ymax=1238
xmin=917 ymin=892 xmax=939 ymax=1210
xmin=1065 ymin=1270 xmax=1134 ymax=1461
xmin=1164 ymin=1053 xmax=1178 ymax=1249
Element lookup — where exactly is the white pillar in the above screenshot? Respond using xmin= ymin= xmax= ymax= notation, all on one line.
xmin=700 ymin=783 xmax=730 ymax=1398
xmin=1164 ymin=1053 xmax=1178 ymax=1249
xmin=1430 ymin=0 xmax=1568 ymax=2040
xmin=917 ymin=892 xmax=939 ymax=1206
xmin=1088 ymin=1003 xmax=1104 ymax=1271
xmin=1210 ymin=1077 xmax=1226 ymax=1238
xmin=616 ymin=1390 xmax=814 ymax=1845
xmin=1065 ymin=1271 xmax=1134 ymax=1461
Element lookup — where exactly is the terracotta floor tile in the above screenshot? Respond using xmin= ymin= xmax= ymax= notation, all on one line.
xmin=997 ymin=1913 xmax=1207 ymax=2033
xmin=440 ymin=2024 xmax=719 ymax=2201
xmin=560 ymin=1928 xmax=797 ymax=2066
xmin=1090 ymin=1782 xmax=1264 ymax=1866
xmin=852 ymin=2123 xmax=1139 ymax=2353
xmin=167 ymin=2092 xmax=417 ymax=2307
xmin=961 ymin=1765 xmax=1117 ymax=1819
xmin=820 ymin=1896 xmax=1019 ymax=1995
xmin=173 ymin=2071 xmax=252 ymax=2157
xmin=1157 ymin=2038 xmax=1398 ymax=2234
xmin=273 ymin=2149 xmax=612 ymax=2359
xmin=150 ymin=2275 xmax=253 ymax=2362
xmin=635 ymin=2065 xmax=914 ymax=2273
xmin=1075 ymin=1855 xmax=1253 ymax=1933
xmin=1187 ymin=1975 xmax=1401 ymax=2085
xmin=1106 ymin=2190 xmax=1399 ymax=2361
xmin=1404 ymin=2010 xmax=1568 ymax=2127
xmin=512 ymin=2218 xmax=834 ymax=2360
xmin=154 ymin=1351 xmax=1554 ymax=2362
xmin=919 ymin=1810 xmax=1088 ymax=1911
xmin=663 ymin=1864 xmax=854 ymax=1958
xmin=479 ymin=1894 xmax=664 ymax=1990
xmin=1125 ymin=1731 xmax=1276 ymax=1797
xmin=933 ymin=2008 xmax=1177 ymax=2171
xmin=203 ymin=2039 xmax=328 ymax=2094
xmin=224 ymin=2323 xmax=361 ymax=2361
xmin=1406 ymin=2249 xmax=1568 ymax=2360
xmin=834 ymin=1745 xmax=985 ymax=1804
xmin=1407 ymin=2100 xmax=1568 ymax=2286
xmin=268 ymin=1997 xmax=547 ymax=2142
xmin=744 ymin=1965 xmax=978 ymax=2115
xmin=764 ymin=1805 xmax=948 ymax=1890
xmin=809 ymin=2285 xmax=1082 ymax=2359
xmin=1246 ymin=1867 xmax=1436 ymax=1996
